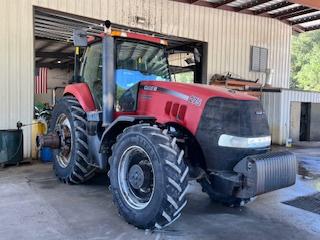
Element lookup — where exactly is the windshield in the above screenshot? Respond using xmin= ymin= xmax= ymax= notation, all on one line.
xmin=116 ymin=40 xmax=170 ymax=90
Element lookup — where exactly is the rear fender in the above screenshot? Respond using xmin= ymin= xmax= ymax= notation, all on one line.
xmin=63 ymin=83 xmax=96 ymax=112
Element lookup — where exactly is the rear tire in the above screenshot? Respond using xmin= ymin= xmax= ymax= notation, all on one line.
xmin=50 ymin=96 xmax=96 ymax=184
xmin=109 ymin=124 xmax=189 ymax=229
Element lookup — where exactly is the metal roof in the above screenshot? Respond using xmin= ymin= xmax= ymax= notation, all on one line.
xmin=171 ymin=0 xmax=320 ymax=32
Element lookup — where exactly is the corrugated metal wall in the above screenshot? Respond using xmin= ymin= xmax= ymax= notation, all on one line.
xmin=261 ymin=92 xmax=282 ymax=144
xmin=32 ymin=0 xmax=292 ymax=88
xmin=262 ymin=90 xmax=320 ymax=145
xmin=0 ymin=0 xmax=34 ymax=158
xmin=0 ymin=0 xmax=293 ymax=157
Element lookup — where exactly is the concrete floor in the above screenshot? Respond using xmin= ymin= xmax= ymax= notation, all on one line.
xmin=0 ymin=148 xmax=320 ymax=240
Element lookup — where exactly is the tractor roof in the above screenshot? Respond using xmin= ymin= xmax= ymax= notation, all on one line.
xmin=87 ymin=30 xmax=168 ymax=46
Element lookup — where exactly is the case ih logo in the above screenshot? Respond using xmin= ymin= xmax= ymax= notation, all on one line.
xmin=144 ymin=86 xmax=158 ymax=91
xmin=188 ymin=95 xmax=202 ymax=106
xmin=142 ymin=85 xmax=202 ymax=107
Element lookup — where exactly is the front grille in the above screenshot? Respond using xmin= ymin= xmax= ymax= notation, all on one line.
xmin=199 ymin=97 xmax=269 ymax=137
xmin=195 ymin=97 xmax=270 ymax=171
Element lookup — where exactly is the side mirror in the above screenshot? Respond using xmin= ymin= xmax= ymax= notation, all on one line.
xmin=194 ymin=48 xmax=201 ymax=63
xmin=73 ymin=29 xmax=88 ymax=47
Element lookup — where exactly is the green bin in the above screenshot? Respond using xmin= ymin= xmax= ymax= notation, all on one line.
xmin=0 ymin=129 xmax=23 ymax=165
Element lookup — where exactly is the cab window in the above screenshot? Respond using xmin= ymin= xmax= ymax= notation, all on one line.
xmin=82 ymin=43 xmax=103 ymax=109
xmin=115 ymin=39 xmax=170 ymax=112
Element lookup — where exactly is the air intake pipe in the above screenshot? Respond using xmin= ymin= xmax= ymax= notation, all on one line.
xmin=102 ymin=20 xmax=115 ymax=126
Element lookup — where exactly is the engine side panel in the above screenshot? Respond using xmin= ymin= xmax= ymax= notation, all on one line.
xmin=64 ymin=83 xmax=96 ymax=112
xmin=136 ymin=86 xmax=202 ymax=134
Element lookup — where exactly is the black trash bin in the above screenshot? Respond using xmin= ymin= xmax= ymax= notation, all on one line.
xmin=0 ymin=129 xmax=23 ymax=166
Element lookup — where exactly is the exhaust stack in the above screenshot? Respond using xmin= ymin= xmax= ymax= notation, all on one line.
xmin=102 ymin=20 xmax=115 ymax=126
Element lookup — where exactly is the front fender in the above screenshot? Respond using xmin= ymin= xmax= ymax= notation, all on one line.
xmin=64 ymin=83 xmax=96 ymax=112
xmin=99 ymin=115 xmax=156 ymax=153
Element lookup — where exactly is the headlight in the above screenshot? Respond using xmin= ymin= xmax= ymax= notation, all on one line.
xmin=218 ymin=135 xmax=271 ymax=149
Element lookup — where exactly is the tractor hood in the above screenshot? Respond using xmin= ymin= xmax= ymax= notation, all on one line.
xmin=137 ymin=81 xmax=261 ymax=135
xmin=140 ymin=80 xmax=257 ymax=104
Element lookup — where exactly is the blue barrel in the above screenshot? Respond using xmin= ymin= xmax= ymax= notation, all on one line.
xmin=0 ymin=129 xmax=23 ymax=165
xmin=40 ymin=147 xmax=53 ymax=163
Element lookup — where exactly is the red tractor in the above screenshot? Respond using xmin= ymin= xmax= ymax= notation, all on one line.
xmin=37 ymin=21 xmax=296 ymax=229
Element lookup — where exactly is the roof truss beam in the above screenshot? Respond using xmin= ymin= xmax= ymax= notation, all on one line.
xmin=213 ymin=0 xmax=236 ymax=8
xmin=290 ymin=13 xmax=320 ymax=25
xmin=36 ymin=52 xmax=74 ymax=58
xmin=304 ymin=24 xmax=320 ymax=31
xmin=253 ymin=1 xmax=294 ymax=15
xmin=171 ymin=0 xmax=237 ymax=9
xmin=272 ymin=5 xmax=308 ymax=18
xmin=236 ymin=0 xmax=272 ymax=12
xmin=36 ymin=62 xmax=71 ymax=69
xmin=278 ymin=8 xmax=317 ymax=20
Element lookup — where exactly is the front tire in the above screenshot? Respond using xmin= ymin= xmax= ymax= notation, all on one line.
xmin=109 ymin=124 xmax=189 ymax=229
xmin=50 ymin=96 xmax=96 ymax=184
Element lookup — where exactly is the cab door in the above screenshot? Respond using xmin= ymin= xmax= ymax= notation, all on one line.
xmin=81 ymin=41 xmax=138 ymax=115
xmin=81 ymin=43 xmax=103 ymax=109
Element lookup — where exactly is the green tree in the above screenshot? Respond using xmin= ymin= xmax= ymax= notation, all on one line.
xmin=291 ymin=31 xmax=320 ymax=90
xmin=297 ymin=45 xmax=320 ymax=91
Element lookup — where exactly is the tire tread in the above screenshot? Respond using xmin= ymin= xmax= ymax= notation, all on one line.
xmin=109 ymin=124 xmax=189 ymax=230
xmin=52 ymin=96 xmax=96 ymax=184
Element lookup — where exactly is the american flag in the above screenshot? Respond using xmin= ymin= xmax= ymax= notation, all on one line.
xmin=35 ymin=67 xmax=48 ymax=94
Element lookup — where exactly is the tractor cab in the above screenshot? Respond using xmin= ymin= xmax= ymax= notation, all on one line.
xmin=77 ymin=28 xmax=171 ymax=113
